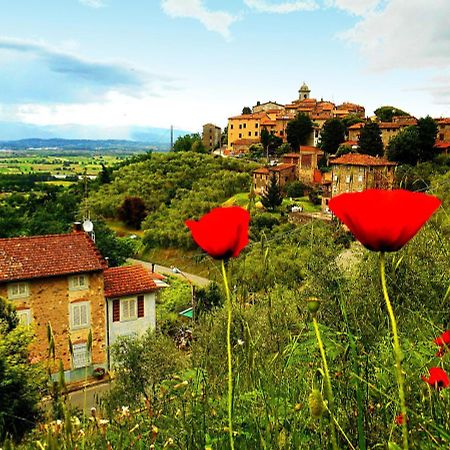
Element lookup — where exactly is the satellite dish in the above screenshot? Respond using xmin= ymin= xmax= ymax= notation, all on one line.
xmin=82 ymin=220 xmax=94 ymax=233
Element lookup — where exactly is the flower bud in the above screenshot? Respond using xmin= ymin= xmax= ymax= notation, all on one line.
xmin=309 ymin=389 xmax=325 ymax=419
xmin=306 ymin=297 xmax=321 ymax=315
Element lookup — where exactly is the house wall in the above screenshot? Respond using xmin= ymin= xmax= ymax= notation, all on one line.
xmin=228 ymin=117 xmax=261 ymax=148
xmin=331 ymin=164 xmax=395 ymax=196
xmin=202 ymin=124 xmax=221 ymax=150
xmin=107 ymin=292 xmax=156 ymax=348
xmin=437 ymin=122 xmax=450 ymax=141
xmin=253 ymin=172 xmax=269 ymax=194
xmin=0 ymin=271 xmax=106 ymax=373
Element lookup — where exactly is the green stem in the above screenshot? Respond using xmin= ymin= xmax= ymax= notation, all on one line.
xmin=312 ymin=316 xmax=338 ymax=450
xmin=380 ymin=252 xmax=408 ymax=450
xmin=221 ymin=259 xmax=235 ymax=450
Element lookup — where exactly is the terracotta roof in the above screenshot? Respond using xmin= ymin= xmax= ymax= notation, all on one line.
xmin=253 ymin=167 xmax=270 ymax=174
xmin=0 ymin=231 xmax=107 ymax=282
xmin=435 ymin=140 xmax=450 ymax=149
xmin=104 ymin=265 xmax=159 ymax=298
xmin=340 ymin=140 xmax=359 ymax=147
xmin=228 ymin=112 xmax=267 ymax=120
xmin=330 ymin=153 xmax=397 ymax=167
xmin=379 ymin=122 xmax=401 ymax=129
xmin=270 ymin=163 xmax=296 ymax=172
xmin=436 ymin=118 xmax=450 ymax=125
xmin=348 ymin=123 xmax=365 ymax=129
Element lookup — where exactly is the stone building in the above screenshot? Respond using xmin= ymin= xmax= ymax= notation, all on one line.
xmin=0 ymin=227 xmax=160 ymax=381
xmin=253 ymin=163 xmax=296 ymax=195
xmin=436 ymin=118 xmax=450 ymax=142
xmin=202 ymin=123 xmax=222 ymax=151
xmin=282 ymin=146 xmax=324 ymax=184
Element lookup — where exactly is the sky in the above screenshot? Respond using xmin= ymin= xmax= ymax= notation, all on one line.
xmin=0 ymin=0 xmax=449 ymax=140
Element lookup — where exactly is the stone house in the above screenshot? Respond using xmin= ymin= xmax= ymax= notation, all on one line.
xmin=436 ymin=118 xmax=450 ymax=142
xmin=202 ymin=123 xmax=222 ymax=151
xmin=0 ymin=227 xmax=160 ymax=381
xmin=253 ymin=163 xmax=296 ymax=195
xmin=282 ymin=146 xmax=324 ymax=184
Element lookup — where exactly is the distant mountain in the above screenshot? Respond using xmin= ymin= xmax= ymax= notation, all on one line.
xmin=0 ymin=122 xmax=193 ymax=149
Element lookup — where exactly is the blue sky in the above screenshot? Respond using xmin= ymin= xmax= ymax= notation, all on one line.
xmin=0 ymin=0 xmax=449 ymax=140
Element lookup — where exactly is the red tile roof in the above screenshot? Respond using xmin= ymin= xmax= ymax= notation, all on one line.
xmin=270 ymin=163 xmax=296 ymax=172
xmin=104 ymin=265 xmax=159 ymax=298
xmin=435 ymin=140 xmax=450 ymax=149
xmin=340 ymin=140 xmax=359 ymax=147
xmin=436 ymin=118 xmax=450 ymax=124
xmin=0 ymin=231 xmax=107 ymax=282
xmin=330 ymin=153 xmax=397 ymax=167
xmin=348 ymin=123 xmax=365 ymax=129
xmin=253 ymin=167 xmax=270 ymax=175
xmin=232 ymin=139 xmax=259 ymax=146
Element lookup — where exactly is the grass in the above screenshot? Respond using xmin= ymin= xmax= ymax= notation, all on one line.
xmin=222 ymin=192 xmax=254 ymax=208
xmin=104 ymin=219 xmax=144 ymax=237
xmin=283 ymin=196 xmax=322 ymax=213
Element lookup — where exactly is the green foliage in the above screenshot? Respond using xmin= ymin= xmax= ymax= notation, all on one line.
xmin=242 ymin=106 xmax=252 ymax=115
xmin=358 ymin=122 xmax=384 ymax=156
xmin=286 ymin=113 xmax=313 ymax=151
xmin=260 ymin=173 xmax=283 ymax=211
xmin=249 ymin=211 xmax=281 ymax=241
xmin=374 ymin=106 xmax=410 ymax=122
xmin=117 ymin=196 xmax=146 ymax=229
xmin=173 ymin=133 xmax=206 ymax=153
xmin=342 ymin=114 xmax=365 ymax=129
xmin=248 ymin=143 xmax=264 ymax=159
xmin=103 ymin=331 xmax=186 ymax=412
xmin=275 ymin=142 xmax=292 ymax=157
xmin=0 ymin=299 xmax=44 ymax=441
xmin=93 ymin=220 xmax=136 ymax=267
xmin=417 ymin=116 xmax=438 ymax=162
xmin=335 ymin=144 xmax=356 ymax=157
xmin=320 ymin=118 xmax=346 ymax=154
xmin=286 ymin=180 xmax=306 ymax=198
xmin=195 ymin=282 xmax=223 ymax=317
xmin=387 ymin=126 xmax=420 ymax=165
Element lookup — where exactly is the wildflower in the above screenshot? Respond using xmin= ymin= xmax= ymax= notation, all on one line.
xmin=329 ymin=189 xmax=441 ymax=252
xmin=395 ymin=414 xmax=405 ymax=426
xmin=434 ymin=330 xmax=450 ymax=347
xmin=121 ymin=406 xmax=130 ymax=418
xmin=237 ymin=339 xmax=244 ymax=346
xmin=422 ymin=367 xmax=450 ymax=389
xmin=185 ymin=206 xmax=250 ymax=259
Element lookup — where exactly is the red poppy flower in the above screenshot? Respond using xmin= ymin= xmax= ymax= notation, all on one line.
xmin=395 ymin=414 xmax=405 ymax=426
xmin=421 ymin=367 xmax=450 ymax=389
xmin=185 ymin=207 xmax=250 ymax=260
xmin=434 ymin=330 xmax=450 ymax=347
xmin=329 ymin=189 xmax=441 ymax=252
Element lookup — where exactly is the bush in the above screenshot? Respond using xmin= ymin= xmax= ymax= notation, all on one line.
xmin=286 ymin=180 xmax=307 ymax=198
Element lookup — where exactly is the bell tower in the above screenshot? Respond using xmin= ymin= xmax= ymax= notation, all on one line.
xmin=299 ymin=82 xmax=311 ymax=100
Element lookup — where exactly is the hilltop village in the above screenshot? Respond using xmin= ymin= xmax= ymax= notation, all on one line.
xmin=202 ymin=83 xmax=450 ymax=213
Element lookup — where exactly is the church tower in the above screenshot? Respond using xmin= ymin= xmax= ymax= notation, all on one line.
xmin=299 ymin=82 xmax=311 ymax=100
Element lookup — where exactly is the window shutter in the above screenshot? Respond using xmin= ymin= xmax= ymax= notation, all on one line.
xmin=113 ymin=299 xmax=120 ymax=322
xmin=137 ymin=295 xmax=144 ymax=318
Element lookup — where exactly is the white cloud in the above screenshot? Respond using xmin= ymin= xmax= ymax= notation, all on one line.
xmin=244 ymin=0 xmax=317 ymax=13
xmin=79 ymin=0 xmax=106 ymax=8
xmin=161 ymin=0 xmax=238 ymax=39
xmin=340 ymin=0 xmax=450 ymax=71
xmin=326 ymin=0 xmax=381 ymax=16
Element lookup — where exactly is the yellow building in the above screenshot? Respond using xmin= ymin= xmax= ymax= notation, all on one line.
xmin=228 ymin=112 xmax=267 ymax=152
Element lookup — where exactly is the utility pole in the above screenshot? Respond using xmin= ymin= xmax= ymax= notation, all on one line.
xmin=170 ymin=125 xmax=174 ymax=151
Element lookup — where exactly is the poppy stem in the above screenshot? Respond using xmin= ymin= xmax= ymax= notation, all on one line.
xmin=312 ymin=316 xmax=338 ymax=450
xmin=380 ymin=252 xmax=408 ymax=450
xmin=221 ymin=259 xmax=235 ymax=450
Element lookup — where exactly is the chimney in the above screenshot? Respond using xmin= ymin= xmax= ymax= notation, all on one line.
xmin=73 ymin=222 xmax=82 ymax=232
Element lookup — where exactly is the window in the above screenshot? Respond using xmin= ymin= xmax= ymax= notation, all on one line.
xmin=439 ymin=133 xmax=445 ymax=141
xmin=239 ymin=133 xmax=242 ymax=138
xmin=17 ymin=309 xmax=32 ymax=326
xmin=230 ymin=124 xmax=233 ymax=129
xmin=72 ymin=342 xmax=91 ymax=369
xmin=121 ymin=298 xmax=137 ymax=321
xmin=333 ymin=175 xmax=338 ymax=182
xmin=239 ymin=124 xmax=242 ymax=129
xmin=255 ymin=123 xmax=259 ymax=128
xmin=248 ymin=132 xmax=252 ymax=137
xmin=255 ymin=132 xmax=258 ymax=137
xmin=8 ymin=282 xmax=29 ymax=299
xmin=358 ymin=175 xmax=363 ymax=183
xmin=70 ymin=301 xmax=90 ymax=329
xmin=345 ymin=175 xmax=351 ymax=183
xmin=69 ymin=275 xmax=89 ymax=291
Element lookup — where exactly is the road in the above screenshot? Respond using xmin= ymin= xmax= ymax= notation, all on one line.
xmin=128 ymin=258 xmax=210 ymax=287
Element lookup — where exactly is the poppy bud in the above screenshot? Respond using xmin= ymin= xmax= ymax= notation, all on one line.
xmin=306 ymin=297 xmax=321 ymax=315
xmin=309 ymin=389 xmax=325 ymax=419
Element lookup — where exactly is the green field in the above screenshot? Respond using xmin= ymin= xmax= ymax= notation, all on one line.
xmin=0 ymin=155 xmax=122 ymax=177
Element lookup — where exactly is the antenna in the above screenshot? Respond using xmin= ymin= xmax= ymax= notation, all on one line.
xmin=170 ymin=125 xmax=174 ymax=151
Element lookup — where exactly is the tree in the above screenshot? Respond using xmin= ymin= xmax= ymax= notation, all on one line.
xmin=275 ymin=142 xmax=292 ymax=157
xmin=94 ymin=220 xmax=136 ymax=267
xmin=117 ymin=197 xmax=147 ymax=229
xmin=342 ymin=114 xmax=365 ymax=129
xmin=261 ymin=173 xmax=283 ymax=211
xmin=386 ymin=126 xmax=420 ymax=165
xmin=417 ymin=116 xmax=438 ymax=162
xmin=358 ymin=122 xmax=384 ymax=156
xmin=286 ymin=113 xmax=313 ymax=151
xmin=0 ymin=297 xmax=44 ymax=441
xmin=374 ymin=106 xmax=410 ymax=122
xmin=249 ymin=143 xmax=264 ymax=158
xmin=320 ymin=118 xmax=346 ymax=154
xmin=286 ymin=180 xmax=307 ymax=198
xmin=173 ymin=133 xmax=205 ymax=153
xmin=98 ymin=163 xmax=112 ymax=184
xmin=242 ymin=106 xmax=252 ymax=115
